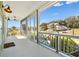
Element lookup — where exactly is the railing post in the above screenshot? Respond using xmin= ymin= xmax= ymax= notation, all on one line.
xmin=56 ymin=35 xmax=58 ymax=53
xmin=56 ymin=35 xmax=60 ymax=53
xmin=26 ymin=18 xmax=28 ymax=36
xmin=36 ymin=10 xmax=39 ymax=43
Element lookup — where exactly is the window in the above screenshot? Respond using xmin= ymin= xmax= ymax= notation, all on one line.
xmin=21 ymin=19 xmax=27 ymax=36
xmin=39 ymin=1 xmax=79 ymax=35
xmin=27 ymin=12 xmax=37 ymax=41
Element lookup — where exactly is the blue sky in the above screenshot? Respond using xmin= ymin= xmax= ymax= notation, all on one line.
xmin=8 ymin=1 xmax=79 ymax=28
xmin=40 ymin=1 xmax=79 ymax=23
xmin=8 ymin=20 xmax=20 ymax=28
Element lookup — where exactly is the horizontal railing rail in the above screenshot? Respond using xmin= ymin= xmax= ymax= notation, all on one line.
xmin=39 ymin=32 xmax=79 ymax=39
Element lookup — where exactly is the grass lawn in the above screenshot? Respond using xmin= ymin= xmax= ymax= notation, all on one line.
xmin=46 ymin=28 xmax=79 ymax=45
xmin=61 ymin=28 xmax=79 ymax=36
xmin=72 ymin=39 xmax=79 ymax=44
xmin=60 ymin=28 xmax=79 ymax=45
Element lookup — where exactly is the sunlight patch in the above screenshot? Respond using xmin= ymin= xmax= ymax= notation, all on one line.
xmin=15 ymin=35 xmax=26 ymax=39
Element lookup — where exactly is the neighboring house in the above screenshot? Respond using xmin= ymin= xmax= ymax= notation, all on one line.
xmin=53 ymin=25 xmax=68 ymax=31
xmin=47 ymin=22 xmax=59 ymax=29
xmin=48 ymin=22 xmax=68 ymax=31
xmin=40 ymin=22 xmax=69 ymax=31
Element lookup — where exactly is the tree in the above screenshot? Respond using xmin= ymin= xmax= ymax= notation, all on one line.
xmin=12 ymin=26 xmax=16 ymax=30
xmin=58 ymin=20 xmax=67 ymax=26
xmin=65 ymin=16 xmax=79 ymax=35
xmin=40 ymin=23 xmax=48 ymax=31
xmin=11 ymin=26 xmax=17 ymax=35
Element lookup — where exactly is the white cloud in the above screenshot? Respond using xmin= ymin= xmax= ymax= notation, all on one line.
xmin=53 ymin=3 xmax=64 ymax=7
xmin=66 ymin=1 xmax=78 ymax=4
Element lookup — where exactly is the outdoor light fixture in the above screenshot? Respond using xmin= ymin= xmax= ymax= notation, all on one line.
xmin=7 ymin=17 xmax=10 ymax=20
xmin=4 ymin=6 xmax=12 ymax=13
xmin=2 ymin=4 xmax=17 ymax=21
xmin=2 ymin=4 xmax=12 ymax=13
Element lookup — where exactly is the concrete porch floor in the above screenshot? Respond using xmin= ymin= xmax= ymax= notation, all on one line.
xmin=0 ymin=36 xmax=63 ymax=57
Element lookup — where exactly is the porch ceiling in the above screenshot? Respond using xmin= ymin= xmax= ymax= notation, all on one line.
xmin=3 ymin=1 xmax=53 ymax=21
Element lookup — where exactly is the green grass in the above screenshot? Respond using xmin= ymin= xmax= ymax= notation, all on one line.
xmin=46 ymin=35 xmax=78 ymax=53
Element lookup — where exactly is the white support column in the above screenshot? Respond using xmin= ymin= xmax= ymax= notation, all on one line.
xmin=0 ymin=1 xmax=3 ymax=54
xmin=4 ymin=18 xmax=8 ymax=40
xmin=0 ymin=1 xmax=6 ymax=52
